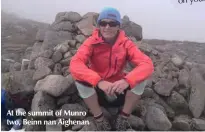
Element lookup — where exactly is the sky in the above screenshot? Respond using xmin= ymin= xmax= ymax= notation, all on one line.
xmin=1 ymin=0 xmax=205 ymax=43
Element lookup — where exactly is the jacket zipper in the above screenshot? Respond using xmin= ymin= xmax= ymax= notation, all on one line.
xmin=104 ymin=47 xmax=112 ymax=79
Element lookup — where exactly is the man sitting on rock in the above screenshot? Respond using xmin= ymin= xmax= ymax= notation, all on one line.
xmin=69 ymin=7 xmax=154 ymax=131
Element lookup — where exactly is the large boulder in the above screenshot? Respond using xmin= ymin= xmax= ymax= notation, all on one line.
xmin=145 ymin=106 xmax=172 ymax=131
xmin=34 ymin=57 xmax=54 ymax=70
xmin=31 ymin=91 xmax=56 ymax=119
xmin=76 ymin=12 xmax=98 ymax=36
xmin=191 ymin=118 xmax=205 ymax=130
xmin=33 ymin=66 xmax=52 ymax=81
xmin=42 ymin=30 xmax=72 ymax=50
xmin=51 ymin=21 xmax=75 ymax=32
xmin=30 ymin=42 xmax=43 ymax=60
xmin=121 ymin=15 xmax=142 ymax=41
xmin=36 ymin=29 xmax=46 ymax=42
xmin=178 ymin=69 xmax=190 ymax=88
xmin=167 ymin=91 xmax=189 ymax=115
xmin=189 ymin=67 xmax=205 ymax=118
xmin=154 ymin=78 xmax=178 ymax=96
xmin=55 ymin=12 xmax=82 ymax=23
xmin=34 ymin=75 xmax=72 ymax=97
xmin=172 ymin=115 xmax=192 ymax=131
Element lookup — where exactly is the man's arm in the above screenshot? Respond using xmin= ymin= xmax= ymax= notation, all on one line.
xmin=124 ymin=41 xmax=154 ymax=88
xmin=69 ymin=39 xmax=102 ymax=87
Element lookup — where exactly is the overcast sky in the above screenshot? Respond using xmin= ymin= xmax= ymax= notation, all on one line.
xmin=2 ymin=0 xmax=205 ymax=42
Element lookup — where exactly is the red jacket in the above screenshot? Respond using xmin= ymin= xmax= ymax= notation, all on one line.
xmin=69 ymin=28 xmax=154 ymax=89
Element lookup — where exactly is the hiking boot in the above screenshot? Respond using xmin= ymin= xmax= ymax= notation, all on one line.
xmin=114 ymin=115 xmax=132 ymax=131
xmin=95 ymin=117 xmax=112 ymax=131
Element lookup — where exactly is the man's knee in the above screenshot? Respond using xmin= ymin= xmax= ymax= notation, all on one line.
xmin=130 ymin=79 xmax=147 ymax=96
xmin=75 ymin=81 xmax=96 ymax=99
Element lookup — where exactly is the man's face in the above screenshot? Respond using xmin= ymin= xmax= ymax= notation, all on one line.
xmin=99 ymin=19 xmax=120 ymax=40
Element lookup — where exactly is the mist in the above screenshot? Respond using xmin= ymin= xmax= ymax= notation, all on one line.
xmin=2 ymin=0 xmax=205 ymax=42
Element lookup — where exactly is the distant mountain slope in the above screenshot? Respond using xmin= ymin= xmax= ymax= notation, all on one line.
xmin=1 ymin=10 xmax=49 ymax=61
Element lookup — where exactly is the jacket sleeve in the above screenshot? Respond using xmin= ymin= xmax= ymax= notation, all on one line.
xmin=69 ymin=39 xmax=102 ymax=87
xmin=124 ymin=41 xmax=154 ymax=88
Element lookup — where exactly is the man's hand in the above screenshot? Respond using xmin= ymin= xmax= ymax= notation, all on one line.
xmin=108 ymin=79 xmax=129 ymax=95
xmin=97 ymin=80 xmax=113 ymax=95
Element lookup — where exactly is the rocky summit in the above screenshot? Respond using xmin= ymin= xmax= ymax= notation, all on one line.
xmin=1 ymin=11 xmax=205 ymax=131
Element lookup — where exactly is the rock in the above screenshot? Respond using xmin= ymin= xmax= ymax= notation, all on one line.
xmin=51 ymin=21 xmax=74 ymax=32
xmin=178 ymin=69 xmax=190 ymax=88
xmin=28 ymin=59 xmax=35 ymax=69
xmin=76 ymin=43 xmax=81 ymax=49
xmin=34 ymin=57 xmax=54 ymax=69
xmin=128 ymin=115 xmax=145 ymax=130
xmin=191 ymin=118 xmax=205 ymax=130
xmin=60 ymin=57 xmax=72 ymax=66
xmin=152 ymin=93 xmax=175 ymax=118
xmin=55 ymin=11 xmax=82 ymax=23
xmin=76 ymin=12 xmax=98 ymax=36
xmin=52 ymin=50 xmax=63 ymax=63
xmin=178 ymin=88 xmax=189 ymax=99
xmin=39 ymin=49 xmax=53 ymax=58
xmin=72 ymin=124 xmax=84 ymax=131
xmin=68 ymin=40 xmax=77 ymax=48
xmin=33 ymin=66 xmax=52 ymax=81
xmin=8 ymin=70 xmax=36 ymax=95
xmin=57 ymin=96 xmax=71 ymax=107
xmin=62 ymin=66 xmax=70 ymax=76
xmin=21 ymin=59 xmax=30 ymax=71
xmin=34 ymin=75 xmax=71 ymax=97
xmin=167 ymin=91 xmax=189 ymax=115
xmin=171 ymin=54 xmax=184 ymax=68
xmin=70 ymin=50 xmax=77 ymax=55
xmin=25 ymin=122 xmax=45 ymax=131
xmin=24 ymin=47 xmax=32 ymax=60
xmin=46 ymin=119 xmax=62 ymax=131
xmin=36 ymin=29 xmax=46 ymax=42
xmin=10 ymin=62 xmax=21 ymax=71
xmin=54 ymin=41 xmax=70 ymax=53
xmin=121 ymin=20 xmax=142 ymax=41
xmin=75 ymin=35 xmax=86 ymax=43
xmin=42 ymin=30 xmax=72 ymax=50
xmin=53 ymin=63 xmax=62 ymax=75
xmin=146 ymin=106 xmax=172 ymax=130
xmin=100 ymin=107 xmax=112 ymax=120
xmin=61 ymin=74 xmax=77 ymax=96
xmin=141 ymin=88 xmax=154 ymax=98
xmin=59 ymin=103 xmax=88 ymax=120
xmin=172 ymin=115 xmax=192 ymax=130
xmin=30 ymin=42 xmax=43 ymax=60
xmin=64 ymin=51 xmax=72 ymax=59
xmin=2 ymin=59 xmax=15 ymax=73
xmin=31 ymin=91 xmax=56 ymax=118
xmin=189 ymin=67 xmax=205 ymax=118
xmin=154 ymin=78 xmax=178 ymax=96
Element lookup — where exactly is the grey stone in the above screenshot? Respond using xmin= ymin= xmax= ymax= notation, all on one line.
xmin=62 ymin=66 xmax=70 ymax=76
xmin=60 ymin=57 xmax=72 ymax=66
xmin=1 ymin=59 xmax=15 ymax=73
xmin=171 ymin=54 xmax=184 ymax=68
xmin=33 ymin=66 xmax=51 ymax=81
xmin=80 ymin=117 xmax=97 ymax=131
xmin=55 ymin=11 xmax=82 ymax=23
xmin=34 ymin=57 xmax=54 ymax=70
xmin=51 ymin=50 xmax=63 ymax=63
xmin=64 ymin=51 xmax=72 ymax=59
xmin=154 ymin=78 xmax=177 ymax=96
xmin=30 ymin=42 xmax=43 ymax=60
xmin=54 ymin=41 xmax=70 ymax=53
xmin=76 ymin=43 xmax=81 ymax=49
xmin=191 ymin=118 xmax=205 ymax=130
xmin=146 ymin=106 xmax=172 ymax=131
xmin=34 ymin=75 xmax=71 ymax=97
xmin=75 ymin=35 xmax=86 ymax=43
xmin=172 ymin=115 xmax=192 ymax=131
xmin=68 ymin=40 xmax=77 ymax=48
xmin=128 ymin=115 xmax=145 ymax=130
xmin=53 ymin=63 xmax=62 ymax=75
xmin=72 ymin=124 xmax=84 ymax=131
xmin=51 ymin=21 xmax=74 ymax=32
xmin=21 ymin=59 xmax=30 ymax=71
xmin=70 ymin=50 xmax=77 ymax=55
xmin=178 ymin=69 xmax=190 ymax=88
xmin=46 ymin=119 xmax=62 ymax=131
xmin=57 ymin=96 xmax=71 ymax=107
xmin=42 ymin=30 xmax=72 ymax=50
xmin=31 ymin=91 xmax=56 ymax=118
xmin=10 ymin=62 xmax=21 ymax=71
xmin=142 ymin=88 xmax=154 ymax=98
xmin=39 ymin=49 xmax=53 ymax=58
xmin=167 ymin=91 xmax=189 ymax=115
xmin=189 ymin=67 xmax=205 ymax=118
